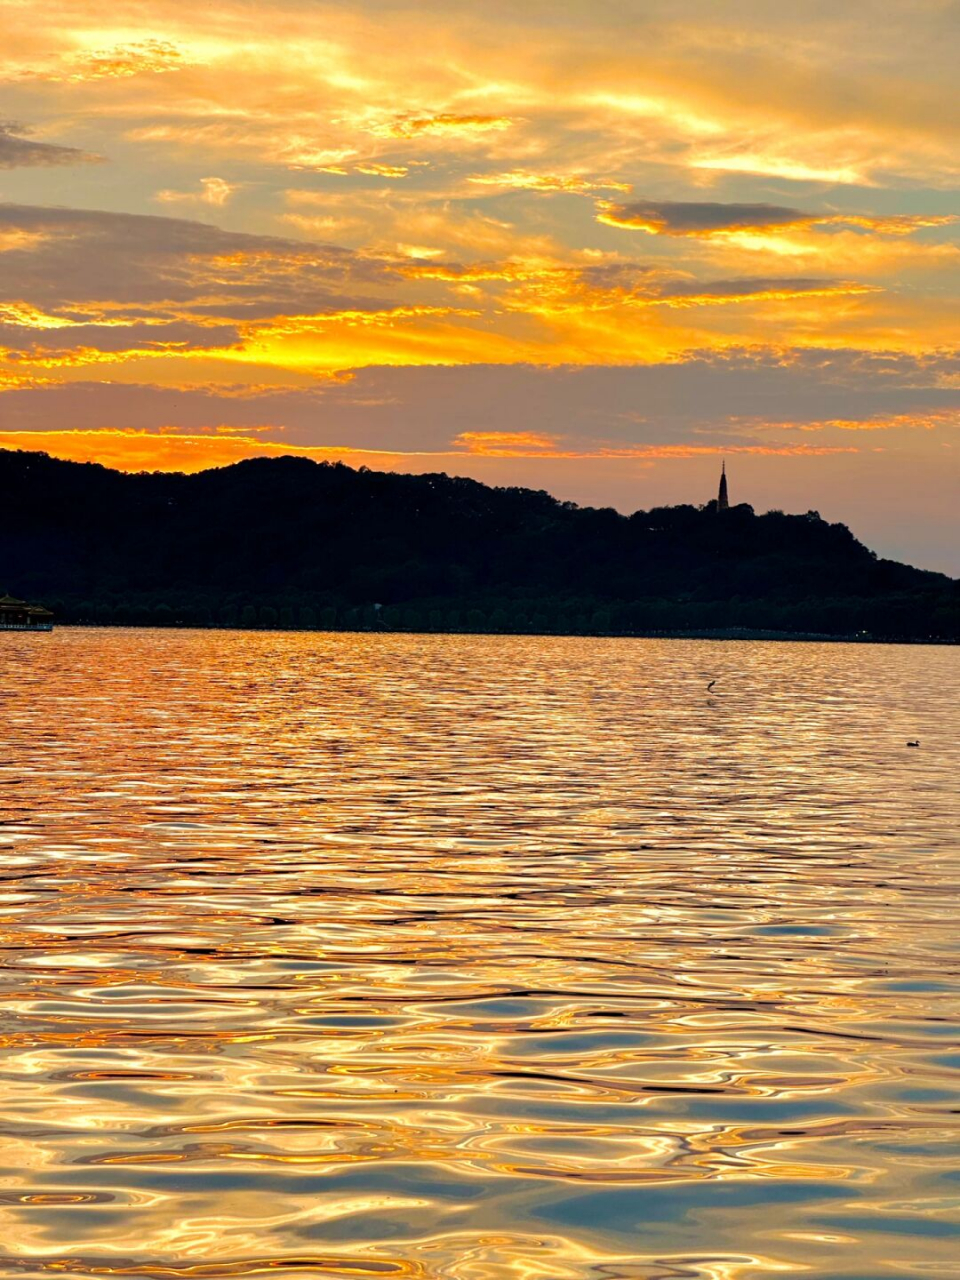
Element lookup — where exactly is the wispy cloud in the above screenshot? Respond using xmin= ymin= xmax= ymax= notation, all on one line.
xmin=0 ymin=123 xmax=102 ymax=169
xmin=21 ymin=39 xmax=193 ymax=82
xmin=356 ymin=162 xmax=410 ymax=178
xmin=371 ymin=113 xmax=515 ymax=139
xmin=0 ymin=426 xmax=858 ymax=477
xmin=597 ymin=199 xmax=957 ymax=239
xmin=469 ymin=170 xmax=631 ymax=194
xmin=454 ymin=431 xmax=857 ymax=458
xmin=154 ymin=177 xmax=239 ymax=207
xmin=75 ymin=40 xmax=191 ymax=80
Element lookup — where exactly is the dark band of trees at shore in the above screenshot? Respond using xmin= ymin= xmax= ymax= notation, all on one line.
xmin=2 ymin=449 xmax=956 ymax=643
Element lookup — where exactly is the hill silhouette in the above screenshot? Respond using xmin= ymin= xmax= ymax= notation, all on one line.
xmin=0 ymin=448 xmax=955 ymax=641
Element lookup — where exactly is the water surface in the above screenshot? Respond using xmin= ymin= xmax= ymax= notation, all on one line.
xmin=2 ymin=629 xmax=958 ymax=1279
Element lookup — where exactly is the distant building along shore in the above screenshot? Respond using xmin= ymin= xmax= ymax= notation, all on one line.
xmin=0 ymin=592 xmax=54 ymax=631
xmin=717 ymin=462 xmax=729 ymax=512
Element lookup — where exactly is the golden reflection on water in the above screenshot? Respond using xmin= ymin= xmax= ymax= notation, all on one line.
xmin=1 ymin=629 xmax=958 ymax=1279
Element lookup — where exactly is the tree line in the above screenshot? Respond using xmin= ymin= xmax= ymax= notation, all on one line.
xmin=1 ymin=448 xmax=955 ymax=642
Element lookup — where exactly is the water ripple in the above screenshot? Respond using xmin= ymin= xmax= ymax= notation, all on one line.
xmin=1 ymin=629 xmax=958 ymax=1278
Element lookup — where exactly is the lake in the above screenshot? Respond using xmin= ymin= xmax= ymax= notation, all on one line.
xmin=2 ymin=628 xmax=958 ymax=1279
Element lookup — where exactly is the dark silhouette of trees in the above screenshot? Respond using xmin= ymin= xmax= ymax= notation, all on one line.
xmin=0 ymin=448 xmax=955 ymax=642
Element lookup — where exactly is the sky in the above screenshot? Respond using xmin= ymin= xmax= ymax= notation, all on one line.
xmin=1 ymin=0 xmax=959 ymax=573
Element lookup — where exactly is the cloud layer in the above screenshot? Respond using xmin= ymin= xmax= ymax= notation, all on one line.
xmin=0 ymin=122 xmax=101 ymax=168
xmin=0 ymin=0 xmax=958 ymax=571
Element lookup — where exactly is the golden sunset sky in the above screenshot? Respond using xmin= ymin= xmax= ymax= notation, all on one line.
xmin=1 ymin=0 xmax=958 ymax=570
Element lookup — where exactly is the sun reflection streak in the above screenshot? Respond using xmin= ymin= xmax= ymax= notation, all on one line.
xmin=0 ymin=631 xmax=958 ymax=1277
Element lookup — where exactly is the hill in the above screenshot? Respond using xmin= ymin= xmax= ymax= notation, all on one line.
xmin=0 ymin=448 xmax=955 ymax=641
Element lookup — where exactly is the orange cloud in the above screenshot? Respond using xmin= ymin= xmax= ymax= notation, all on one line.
xmin=20 ymin=39 xmax=192 ymax=82
xmin=248 ymin=304 xmax=481 ymax=340
xmin=282 ymin=145 xmax=359 ymax=171
xmin=0 ymin=430 xmax=428 ymax=474
xmin=355 ymin=163 xmax=410 ymax=177
xmin=503 ymin=266 xmax=878 ymax=321
xmin=648 ymin=281 xmax=878 ymax=309
xmin=597 ymin=199 xmax=958 ymax=240
xmin=0 ymin=428 xmax=859 ymax=475
xmin=837 ymin=214 xmax=959 ymax=235
xmin=154 ymin=177 xmax=238 ymax=206
xmin=0 ymin=371 xmax=47 ymax=390
xmin=2 ymin=346 xmax=238 ymax=371
xmin=372 ymin=113 xmax=514 ymax=139
xmin=0 ymin=303 xmax=77 ymax=329
xmin=396 ymin=258 xmax=562 ymax=283
xmin=746 ymin=410 xmax=960 ymax=433
xmin=688 ymin=153 xmax=867 ymax=186
xmin=456 ymin=431 xmax=562 ymax=456
xmin=72 ymin=39 xmax=190 ymax=80
xmin=469 ymin=170 xmax=631 ymax=194
xmin=300 ymin=160 xmax=412 ymax=178
xmin=454 ymin=432 xmax=857 ymax=459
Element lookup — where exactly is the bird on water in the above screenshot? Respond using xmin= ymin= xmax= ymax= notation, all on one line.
xmin=706 ymin=680 xmax=717 ymax=691
xmin=907 ymin=740 xmax=920 ymax=747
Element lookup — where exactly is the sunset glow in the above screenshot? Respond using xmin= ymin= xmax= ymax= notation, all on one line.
xmin=1 ymin=0 xmax=958 ymax=569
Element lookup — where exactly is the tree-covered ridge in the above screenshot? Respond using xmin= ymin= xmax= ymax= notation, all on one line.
xmin=0 ymin=449 xmax=955 ymax=641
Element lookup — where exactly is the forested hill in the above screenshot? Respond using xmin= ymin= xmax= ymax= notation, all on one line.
xmin=0 ymin=448 xmax=955 ymax=641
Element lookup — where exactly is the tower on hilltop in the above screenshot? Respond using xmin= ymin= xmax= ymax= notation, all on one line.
xmin=717 ymin=461 xmax=729 ymax=511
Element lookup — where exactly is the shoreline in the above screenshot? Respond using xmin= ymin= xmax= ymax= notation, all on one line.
xmin=33 ymin=622 xmax=958 ymax=646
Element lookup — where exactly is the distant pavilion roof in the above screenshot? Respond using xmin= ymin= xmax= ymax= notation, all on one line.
xmin=0 ymin=592 xmax=53 ymax=616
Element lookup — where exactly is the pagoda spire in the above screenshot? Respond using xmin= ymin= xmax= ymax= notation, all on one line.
xmin=717 ymin=460 xmax=729 ymax=511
